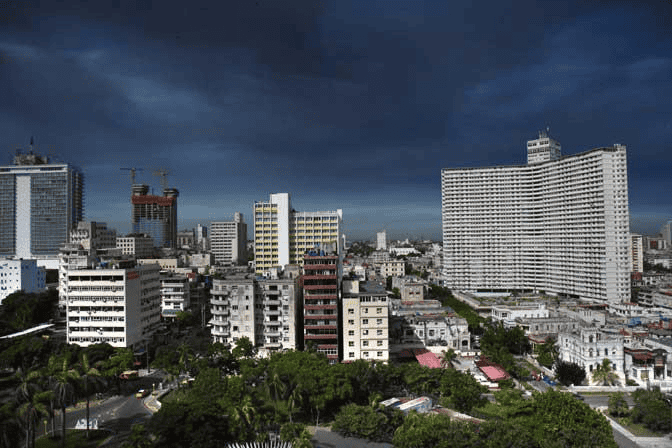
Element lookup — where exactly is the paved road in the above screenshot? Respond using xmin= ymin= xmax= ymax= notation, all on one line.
xmin=36 ymin=370 xmax=167 ymax=447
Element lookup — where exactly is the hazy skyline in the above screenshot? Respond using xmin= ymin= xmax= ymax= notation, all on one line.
xmin=1 ymin=1 xmax=671 ymax=240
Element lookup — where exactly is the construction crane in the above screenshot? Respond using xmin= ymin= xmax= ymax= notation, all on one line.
xmin=120 ymin=167 xmax=144 ymax=185
xmin=152 ymin=169 xmax=170 ymax=191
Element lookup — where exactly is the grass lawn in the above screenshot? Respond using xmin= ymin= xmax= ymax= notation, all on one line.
xmin=36 ymin=429 xmax=110 ymax=448
xmin=614 ymin=417 xmax=669 ymax=438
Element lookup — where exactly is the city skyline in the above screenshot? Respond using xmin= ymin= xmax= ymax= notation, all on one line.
xmin=2 ymin=1 xmax=671 ymax=240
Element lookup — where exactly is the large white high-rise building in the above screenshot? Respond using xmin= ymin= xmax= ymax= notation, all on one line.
xmin=441 ymin=131 xmax=630 ymax=303
xmin=0 ymin=146 xmax=84 ymax=268
xmin=253 ymin=193 xmax=342 ymax=275
xmin=211 ymin=213 xmax=247 ymax=266
xmin=377 ymin=231 xmax=387 ymax=251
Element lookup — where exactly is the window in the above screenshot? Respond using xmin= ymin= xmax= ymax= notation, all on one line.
xmin=377 ymin=308 xmax=382 ymax=314
xmin=377 ymin=352 xmax=383 ymax=357
xmin=363 ymin=341 xmax=369 ymax=346
xmin=364 ymin=308 xmax=368 ymax=314
xmin=376 ymin=319 xmax=382 ymax=325
xmin=349 ymin=330 xmax=354 ymax=336
xmin=377 ymin=340 xmax=383 ymax=346
xmin=348 ymin=319 xmax=354 ymax=325
xmin=349 ymin=341 xmax=354 ymax=347
xmin=363 ymin=330 xmax=369 ymax=336
xmin=362 ymin=319 xmax=368 ymax=325
xmin=349 ymin=352 xmax=355 ymax=358
xmin=348 ymin=309 xmax=354 ymax=314
xmin=363 ymin=352 xmax=369 ymax=357
xmin=377 ymin=329 xmax=383 ymax=336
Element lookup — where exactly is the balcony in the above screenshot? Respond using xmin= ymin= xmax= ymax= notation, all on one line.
xmin=264 ymin=320 xmax=281 ymax=327
xmin=265 ymin=331 xmax=282 ymax=338
xmin=263 ymin=299 xmax=281 ymax=306
xmin=211 ymin=298 xmax=228 ymax=306
xmin=303 ymin=284 xmax=337 ymax=290
xmin=304 ymin=334 xmax=337 ymax=340
xmin=264 ymin=309 xmax=281 ymax=316
xmin=304 ymin=325 xmax=337 ymax=330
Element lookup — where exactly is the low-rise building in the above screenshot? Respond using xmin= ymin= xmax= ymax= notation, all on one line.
xmin=342 ymin=280 xmax=390 ymax=363
xmin=378 ymin=260 xmax=405 ymax=278
xmin=491 ymin=303 xmax=549 ymax=327
xmin=117 ymin=234 xmax=154 ymax=258
xmin=558 ymin=327 xmax=625 ymax=385
xmin=0 ymin=259 xmax=46 ymax=304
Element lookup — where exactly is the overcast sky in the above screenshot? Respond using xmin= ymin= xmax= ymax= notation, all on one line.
xmin=1 ymin=1 xmax=671 ymax=241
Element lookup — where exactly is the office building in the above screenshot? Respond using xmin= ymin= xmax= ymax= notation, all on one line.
xmin=65 ymin=263 xmax=161 ymax=348
xmin=0 ymin=147 xmax=84 ymax=267
xmin=302 ymin=252 xmax=340 ymax=362
xmin=631 ymin=234 xmax=644 ymax=274
xmin=377 ymin=231 xmax=387 ymax=251
xmin=253 ymin=193 xmax=342 ymax=275
xmin=342 ymin=280 xmax=389 ymax=363
xmin=211 ymin=213 xmax=247 ymax=265
xmin=441 ymin=130 xmax=630 ymax=303
xmin=131 ymin=184 xmax=179 ymax=249
xmin=0 ymin=259 xmax=46 ymax=304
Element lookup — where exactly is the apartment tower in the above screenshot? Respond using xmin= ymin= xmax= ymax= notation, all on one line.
xmin=211 ymin=212 xmax=248 ymax=265
xmin=253 ymin=193 xmax=342 ymax=275
xmin=441 ymin=130 xmax=630 ymax=303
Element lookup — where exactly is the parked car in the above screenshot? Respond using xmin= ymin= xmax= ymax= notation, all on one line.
xmin=135 ymin=389 xmax=149 ymax=399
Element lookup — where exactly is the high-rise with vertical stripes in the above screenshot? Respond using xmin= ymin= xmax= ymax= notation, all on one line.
xmin=441 ymin=131 xmax=630 ymax=303
xmin=0 ymin=146 xmax=83 ymax=267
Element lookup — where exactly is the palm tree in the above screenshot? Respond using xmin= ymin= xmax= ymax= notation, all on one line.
xmin=592 ymin=358 xmax=618 ymax=386
xmin=441 ymin=349 xmax=457 ymax=369
xmin=176 ymin=343 xmax=194 ymax=377
xmin=0 ymin=401 xmax=22 ymax=448
xmin=78 ymin=353 xmax=106 ymax=438
xmin=286 ymin=386 xmax=302 ymax=424
xmin=51 ymin=358 xmax=80 ymax=448
xmin=231 ymin=394 xmax=256 ymax=439
xmin=14 ymin=368 xmax=44 ymax=448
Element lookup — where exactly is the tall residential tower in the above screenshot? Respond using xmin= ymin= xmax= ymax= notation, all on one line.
xmin=441 ymin=131 xmax=630 ymax=303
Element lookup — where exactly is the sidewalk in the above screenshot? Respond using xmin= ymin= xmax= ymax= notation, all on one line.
xmin=600 ymin=408 xmax=672 ymax=448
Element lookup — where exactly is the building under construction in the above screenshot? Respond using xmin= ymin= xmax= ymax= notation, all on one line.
xmin=131 ymin=184 xmax=179 ymax=250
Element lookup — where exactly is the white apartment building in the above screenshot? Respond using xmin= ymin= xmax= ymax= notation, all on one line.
xmin=210 ymin=271 xmax=301 ymax=352
xmin=490 ymin=303 xmax=549 ymax=327
xmin=160 ymin=275 xmax=191 ymax=320
xmin=117 ymin=234 xmax=154 ymax=258
xmin=442 ymin=130 xmax=630 ymax=303
xmin=0 ymin=259 xmax=46 ymax=304
xmin=211 ymin=213 xmax=247 ymax=266
xmin=377 ymin=231 xmax=387 ymax=251
xmin=343 ymin=280 xmax=390 ymax=363
xmin=254 ymin=193 xmax=342 ymax=275
xmin=630 ymin=233 xmax=644 ymax=274
xmin=65 ymin=263 xmax=161 ymax=348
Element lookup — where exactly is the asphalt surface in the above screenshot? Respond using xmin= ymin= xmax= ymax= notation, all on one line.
xmin=35 ymin=370 xmax=167 ymax=447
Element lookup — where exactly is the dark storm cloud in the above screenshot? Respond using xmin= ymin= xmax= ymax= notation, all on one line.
xmin=1 ymin=0 xmax=671 ymax=238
